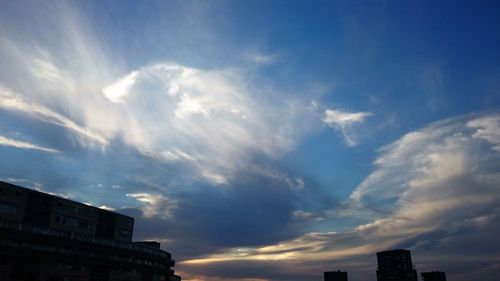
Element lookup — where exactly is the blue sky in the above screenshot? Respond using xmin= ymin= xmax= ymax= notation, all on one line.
xmin=1 ymin=1 xmax=500 ymax=280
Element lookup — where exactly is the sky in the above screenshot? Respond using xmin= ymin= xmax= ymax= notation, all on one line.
xmin=0 ymin=0 xmax=499 ymax=280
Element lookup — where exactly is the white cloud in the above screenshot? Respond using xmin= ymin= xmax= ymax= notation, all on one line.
xmin=348 ymin=115 xmax=499 ymax=210
xmin=98 ymin=205 xmax=116 ymax=211
xmin=340 ymin=113 xmax=500 ymax=260
xmin=0 ymin=135 xmax=59 ymax=153
xmin=467 ymin=115 xmax=500 ymax=152
xmin=0 ymin=84 xmax=108 ymax=147
xmin=126 ymin=192 xmax=178 ymax=220
xmin=175 ymin=94 xmax=209 ymax=118
xmin=323 ymin=109 xmax=372 ymax=126
xmin=251 ymin=165 xmax=305 ymax=191
xmin=0 ymin=2 xmax=321 ymax=186
xmin=102 ymin=71 xmax=140 ymax=103
xmin=323 ymin=108 xmax=372 ymax=146
xmin=96 ymin=63 xmax=309 ymax=184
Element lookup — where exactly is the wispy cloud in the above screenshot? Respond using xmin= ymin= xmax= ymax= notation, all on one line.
xmin=0 ymin=135 xmax=58 ymax=153
xmin=0 ymin=84 xmax=108 ymax=147
xmin=322 ymin=108 xmax=372 ymax=146
xmin=97 ymin=63 xmax=310 ymax=184
xmin=0 ymin=2 xmax=320 ymax=186
xmin=0 ymin=178 xmax=74 ymax=199
xmin=127 ymin=192 xmax=178 ymax=220
xmin=98 ymin=205 xmax=116 ymax=211
xmin=467 ymin=115 xmax=500 ymax=152
xmin=244 ymin=53 xmax=279 ymax=65
xmin=102 ymin=71 xmax=140 ymax=103
xmin=0 ymin=178 xmax=44 ymax=190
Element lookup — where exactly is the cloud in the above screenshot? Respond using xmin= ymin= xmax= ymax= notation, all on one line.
xmin=348 ymin=114 xmax=500 ymax=211
xmin=102 ymin=71 xmax=140 ymax=103
xmin=244 ymin=53 xmax=279 ymax=65
xmin=0 ymin=135 xmax=59 ymax=153
xmin=1 ymin=2 xmax=498 ymax=281
xmin=0 ymin=84 xmax=108 ymax=147
xmin=323 ymin=108 xmax=372 ymax=146
xmin=0 ymin=177 xmax=75 ymax=199
xmin=0 ymin=178 xmax=44 ymax=190
xmin=292 ymin=210 xmax=323 ymax=221
xmin=120 ymin=164 xmax=326 ymax=265
xmin=179 ymin=113 xmax=500 ymax=281
xmin=96 ymin=63 xmax=310 ymax=184
xmin=0 ymin=2 xmax=325 ymax=188
xmin=467 ymin=115 xmax=500 ymax=152
xmin=126 ymin=192 xmax=178 ymax=220
xmin=98 ymin=205 xmax=116 ymax=211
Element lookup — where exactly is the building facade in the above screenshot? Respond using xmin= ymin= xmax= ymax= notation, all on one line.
xmin=0 ymin=181 xmax=180 ymax=281
xmin=324 ymin=270 xmax=348 ymax=281
xmin=376 ymin=249 xmax=417 ymax=281
xmin=421 ymin=271 xmax=446 ymax=281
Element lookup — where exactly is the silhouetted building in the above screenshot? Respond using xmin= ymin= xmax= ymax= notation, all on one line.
xmin=376 ymin=249 xmax=417 ymax=281
xmin=421 ymin=271 xmax=446 ymax=281
xmin=0 ymin=180 xmax=180 ymax=281
xmin=324 ymin=270 xmax=348 ymax=281
xmin=169 ymin=275 xmax=182 ymax=281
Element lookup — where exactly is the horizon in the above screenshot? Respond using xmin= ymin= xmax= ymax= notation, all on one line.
xmin=0 ymin=1 xmax=499 ymax=280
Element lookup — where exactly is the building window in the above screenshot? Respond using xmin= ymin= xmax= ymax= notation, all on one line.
xmin=0 ymin=202 xmax=18 ymax=215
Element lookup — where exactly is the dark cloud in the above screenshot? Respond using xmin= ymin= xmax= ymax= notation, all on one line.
xmin=122 ymin=167 xmax=333 ymax=260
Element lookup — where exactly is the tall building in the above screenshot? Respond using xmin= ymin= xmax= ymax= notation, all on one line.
xmin=376 ymin=249 xmax=418 ymax=281
xmin=324 ymin=270 xmax=348 ymax=281
xmin=0 ymin=180 xmax=180 ymax=281
xmin=421 ymin=271 xmax=446 ymax=281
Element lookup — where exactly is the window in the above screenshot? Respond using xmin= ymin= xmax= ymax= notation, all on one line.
xmin=119 ymin=229 xmax=131 ymax=236
xmin=77 ymin=221 xmax=89 ymax=229
xmin=0 ymin=202 xmax=18 ymax=215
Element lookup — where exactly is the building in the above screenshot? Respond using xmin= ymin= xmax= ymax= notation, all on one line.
xmin=376 ymin=249 xmax=417 ymax=281
xmin=0 ymin=180 xmax=180 ymax=281
xmin=421 ymin=271 xmax=446 ymax=281
xmin=168 ymin=275 xmax=182 ymax=281
xmin=324 ymin=270 xmax=348 ymax=281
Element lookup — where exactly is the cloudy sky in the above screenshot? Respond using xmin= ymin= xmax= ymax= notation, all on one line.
xmin=1 ymin=1 xmax=500 ymax=280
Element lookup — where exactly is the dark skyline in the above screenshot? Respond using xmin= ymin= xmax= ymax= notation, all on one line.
xmin=376 ymin=250 xmax=417 ymax=281
xmin=0 ymin=1 xmax=499 ymax=280
xmin=324 ymin=271 xmax=348 ymax=281
xmin=421 ymin=272 xmax=447 ymax=281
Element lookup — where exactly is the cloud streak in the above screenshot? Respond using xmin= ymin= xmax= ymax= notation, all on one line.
xmin=0 ymin=135 xmax=59 ymax=153
xmin=126 ymin=192 xmax=178 ymax=219
xmin=102 ymin=71 xmax=140 ymax=103
xmin=0 ymin=84 xmax=108 ymax=148
xmin=323 ymin=108 xmax=372 ymax=146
